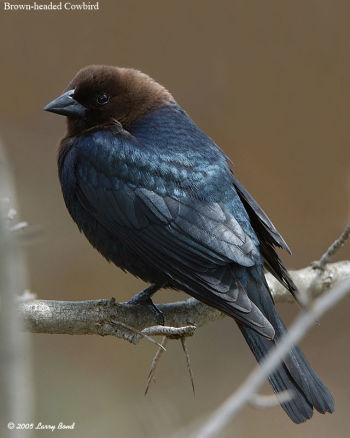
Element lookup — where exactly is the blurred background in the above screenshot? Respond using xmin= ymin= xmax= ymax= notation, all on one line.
xmin=1 ymin=0 xmax=349 ymax=437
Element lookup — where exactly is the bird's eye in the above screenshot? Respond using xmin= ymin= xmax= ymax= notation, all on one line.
xmin=96 ymin=92 xmax=110 ymax=105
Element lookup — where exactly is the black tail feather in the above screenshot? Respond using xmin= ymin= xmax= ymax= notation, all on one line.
xmin=237 ymin=270 xmax=334 ymax=423
xmin=239 ymin=324 xmax=334 ymax=423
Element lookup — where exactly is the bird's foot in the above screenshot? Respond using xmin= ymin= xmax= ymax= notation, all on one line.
xmin=127 ymin=284 xmax=164 ymax=325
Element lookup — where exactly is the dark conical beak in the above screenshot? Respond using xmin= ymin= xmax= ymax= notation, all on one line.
xmin=44 ymin=89 xmax=87 ymax=118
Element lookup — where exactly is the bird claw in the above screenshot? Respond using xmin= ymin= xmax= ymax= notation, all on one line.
xmin=142 ymin=298 xmax=165 ymax=326
xmin=127 ymin=285 xmax=164 ymax=325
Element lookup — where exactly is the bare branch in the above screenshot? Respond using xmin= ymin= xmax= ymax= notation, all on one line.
xmin=17 ymin=261 xmax=350 ymax=341
xmin=190 ymin=277 xmax=350 ymax=438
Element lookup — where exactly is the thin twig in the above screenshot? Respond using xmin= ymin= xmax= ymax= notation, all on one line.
xmin=191 ymin=277 xmax=350 ymax=438
xmin=180 ymin=338 xmax=195 ymax=395
xmin=249 ymin=390 xmax=294 ymax=408
xmin=314 ymin=225 xmax=350 ymax=270
xmin=142 ymin=325 xmax=196 ymax=339
xmin=145 ymin=336 xmax=168 ymax=395
xmin=10 ymin=221 xmax=28 ymax=232
xmin=109 ymin=319 xmax=166 ymax=350
xmin=16 ymin=290 xmax=37 ymax=304
xmin=304 ymin=225 xmax=350 ymax=307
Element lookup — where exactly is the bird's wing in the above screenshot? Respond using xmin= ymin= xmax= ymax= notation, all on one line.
xmin=232 ymin=175 xmax=297 ymax=295
xmin=232 ymin=176 xmax=290 ymax=251
xmin=74 ymin=139 xmax=274 ymax=338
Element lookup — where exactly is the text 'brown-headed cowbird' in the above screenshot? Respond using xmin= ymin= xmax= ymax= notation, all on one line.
xmin=44 ymin=65 xmax=334 ymax=422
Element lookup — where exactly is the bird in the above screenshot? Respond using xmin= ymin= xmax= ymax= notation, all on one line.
xmin=44 ymin=65 xmax=334 ymax=423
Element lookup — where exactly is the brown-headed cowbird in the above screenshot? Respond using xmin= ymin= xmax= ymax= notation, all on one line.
xmin=44 ymin=65 xmax=334 ymax=422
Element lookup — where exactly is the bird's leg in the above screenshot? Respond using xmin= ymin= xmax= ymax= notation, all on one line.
xmin=127 ymin=284 xmax=164 ymax=325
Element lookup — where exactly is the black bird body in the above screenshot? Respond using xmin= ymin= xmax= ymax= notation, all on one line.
xmin=45 ymin=65 xmax=334 ymax=422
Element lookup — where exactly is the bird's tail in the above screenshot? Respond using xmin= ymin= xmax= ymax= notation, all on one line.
xmin=238 ymin=271 xmax=334 ymax=423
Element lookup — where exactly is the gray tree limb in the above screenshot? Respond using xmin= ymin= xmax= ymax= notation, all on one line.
xmin=0 ymin=143 xmax=34 ymax=438
xmin=18 ymin=260 xmax=350 ymax=343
